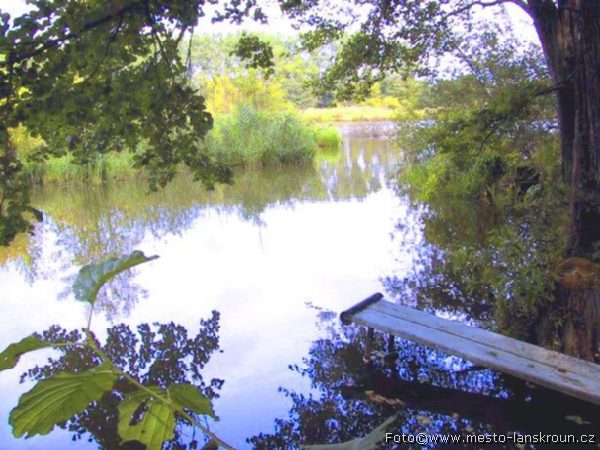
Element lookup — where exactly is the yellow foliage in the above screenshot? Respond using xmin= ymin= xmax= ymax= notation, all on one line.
xmin=301 ymin=105 xmax=396 ymax=123
xmin=0 ymin=231 xmax=30 ymax=265
xmin=9 ymin=126 xmax=44 ymax=159
xmin=199 ymin=69 xmax=292 ymax=114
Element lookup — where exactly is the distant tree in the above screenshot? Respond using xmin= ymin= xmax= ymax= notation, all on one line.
xmin=190 ymin=33 xmax=320 ymax=111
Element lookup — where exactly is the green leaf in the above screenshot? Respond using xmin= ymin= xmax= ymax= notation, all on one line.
xmin=73 ymin=250 xmax=159 ymax=305
xmin=0 ymin=335 xmax=54 ymax=372
xmin=168 ymin=383 xmax=215 ymax=418
xmin=304 ymin=416 xmax=396 ymax=450
xmin=118 ymin=387 xmax=176 ymax=450
xmin=9 ymin=364 xmax=118 ymax=438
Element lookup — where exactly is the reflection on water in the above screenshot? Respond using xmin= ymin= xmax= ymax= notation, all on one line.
xmin=2 ymin=125 xmax=399 ymax=280
xmin=249 ymin=314 xmax=600 ymax=448
xmin=0 ymin=123 xmax=413 ymax=449
xmin=2 ymin=121 xmax=598 ymax=449
xmin=383 ymin=198 xmax=499 ymax=327
xmin=22 ymin=314 xmax=222 ymax=450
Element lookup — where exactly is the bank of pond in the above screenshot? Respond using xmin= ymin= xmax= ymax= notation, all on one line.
xmin=15 ymin=107 xmax=344 ymax=186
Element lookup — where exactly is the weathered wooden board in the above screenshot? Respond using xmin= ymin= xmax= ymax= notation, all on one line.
xmin=341 ymin=293 xmax=600 ymax=405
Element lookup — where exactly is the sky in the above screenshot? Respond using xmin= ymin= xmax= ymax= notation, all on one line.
xmin=2 ymin=0 xmax=28 ymax=16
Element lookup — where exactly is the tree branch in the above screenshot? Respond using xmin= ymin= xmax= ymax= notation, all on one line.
xmin=5 ymin=1 xmax=143 ymax=66
xmin=82 ymin=13 xmax=126 ymax=83
xmin=443 ymin=0 xmax=522 ymax=19
xmin=143 ymin=0 xmax=173 ymax=68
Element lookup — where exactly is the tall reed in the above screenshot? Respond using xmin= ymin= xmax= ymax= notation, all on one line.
xmin=206 ymin=106 xmax=317 ymax=167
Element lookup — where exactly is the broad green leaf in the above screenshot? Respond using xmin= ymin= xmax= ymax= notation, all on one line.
xmin=9 ymin=364 xmax=118 ymax=438
xmin=0 ymin=335 xmax=53 ymax=372
xmin=118 ymin=387 xmax=176 ymax=450
xmin=73 ymin=250 xmax=159 ymax=305
xmin=168 ymin=383 xmax=215 ymax=418
xmin=304 ymin=416 xmax=396 ymax=450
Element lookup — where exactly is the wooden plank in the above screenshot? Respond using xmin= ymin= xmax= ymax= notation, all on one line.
xmin=344 ymin=299 xmax=600 ymax=405
xmin=371 ymin=300 xmax=600 ymax=380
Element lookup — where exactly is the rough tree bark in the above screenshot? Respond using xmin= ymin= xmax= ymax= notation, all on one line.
xmin=528 ymin=0 xmax=600 ymax=359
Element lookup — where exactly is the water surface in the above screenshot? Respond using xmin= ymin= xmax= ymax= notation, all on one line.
xmin=0 ymin=123 xmax=415 ymax=448
xmin=1 ymin=122 xmax=598 ymax=449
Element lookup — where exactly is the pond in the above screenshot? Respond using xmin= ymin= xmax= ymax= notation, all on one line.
xmin=0 ymin=122 xmax=598 ymax=449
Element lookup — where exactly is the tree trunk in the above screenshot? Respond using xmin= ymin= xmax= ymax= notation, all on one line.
xmin=565 ymin=2 xmax=600 ymax=257
xmin=529 ymin=0 xmax=600 ymax=359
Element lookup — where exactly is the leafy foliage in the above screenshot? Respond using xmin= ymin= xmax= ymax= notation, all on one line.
xmin=0 ymin=335 xmax=53 ymax=371
xmin=388 ymin=32 xmax=569 ymax=344
xmin=117 ymin=384 xmax=215 ymax=449
xmin=118 ymin=387 xmax=176 ymax=450
xmin=0 ymin=0 xmax=270 ymax=245
xmin=280 ymin=0 xmax=456 ymax=100
xmin=191 ymin=33 xmax=322 ymax=111
xmin=232 ymin=32 xmax=275 ymax=76
xmin=314 ymin=126 xmax=342 ymax=149
xmin=190 ymin=32 xmax=425 ymax=117
xmin=73 ymin=250 xmax=158 ymax=305
xmin=168 ymin=383 xmax=216 ymax=418
xmin=398 ymin=32 xmax=556 ymax=203
xmin=0 ymin=129 xmax=37 ymax=245
xmin=23 ymin=317 xmax=224 ymax=449
xmin=206 ymin=106 xmax=317 ymax=167
xmin=10 ymin=364 xmax=118 ymax=438
xmin=1 ymin=251 xmax=229 ymax=449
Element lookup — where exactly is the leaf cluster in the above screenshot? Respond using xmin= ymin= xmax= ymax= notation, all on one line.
xmin=190 ymin=33 xmax=324 ymax=111
xmin=280 ymin=0 xmax=465 ymax=100
xmin=399 ymin=32 xmax=556 ymax=203
xmin=0 ymin=0 xmax=265 ymax=244
xmin=387 ymin=30 xmax=570 ymax=345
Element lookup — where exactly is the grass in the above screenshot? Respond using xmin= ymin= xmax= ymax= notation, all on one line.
xmin=206 ymin=106 xmax=317 ymax=167
xmin=301 ymin=105 xmax=396 ymax=123
xmin=24 ymin=152 xmax=138 ymax=185
xmin=314 ymin=126 xmax=342 ymax=149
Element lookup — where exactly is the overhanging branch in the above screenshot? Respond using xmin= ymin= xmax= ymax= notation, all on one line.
xmin=4 ymin=1 xmax=143 ymax=66
xmin=444 ymin=0 xmax=528 ymax=19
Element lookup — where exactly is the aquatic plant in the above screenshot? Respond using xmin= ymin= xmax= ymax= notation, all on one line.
xmin=314 ymin=126 xmax=342 ymax=149
xmin=0 ymin=251 xmax=233 ymax=450
xmin=24 ymin=152 xmax=138 ymax=185
xmin=206 ymin=105 xmax=316 ymax=167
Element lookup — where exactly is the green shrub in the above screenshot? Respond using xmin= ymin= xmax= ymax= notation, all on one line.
xmin=314 ymin=126 xmax=342 ymax=149
xmin=15 ymin=108 xmax=325 ymax=185
xmin=206 ymin=106 xmax=316 ymax=167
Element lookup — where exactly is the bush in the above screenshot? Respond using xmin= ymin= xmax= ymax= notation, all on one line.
xmin=14 ymin=107 xmax=328 ymax=185
xmin=206 ymin=106 xmax=316 ymax=167
xmin=314 ymin=126 xmax=342 ymax=149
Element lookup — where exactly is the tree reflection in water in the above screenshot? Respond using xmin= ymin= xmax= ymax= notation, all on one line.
xmin=250 ymin=311 xmax=600 ymax=449
xmin=20 ymin=312 xmax=222 ymax=450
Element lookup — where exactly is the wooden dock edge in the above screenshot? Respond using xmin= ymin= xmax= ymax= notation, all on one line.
xmin=340 ymin=292 xmax=384 ymax=325
xmin=340 ymin=293 xmax=600 ymax=405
